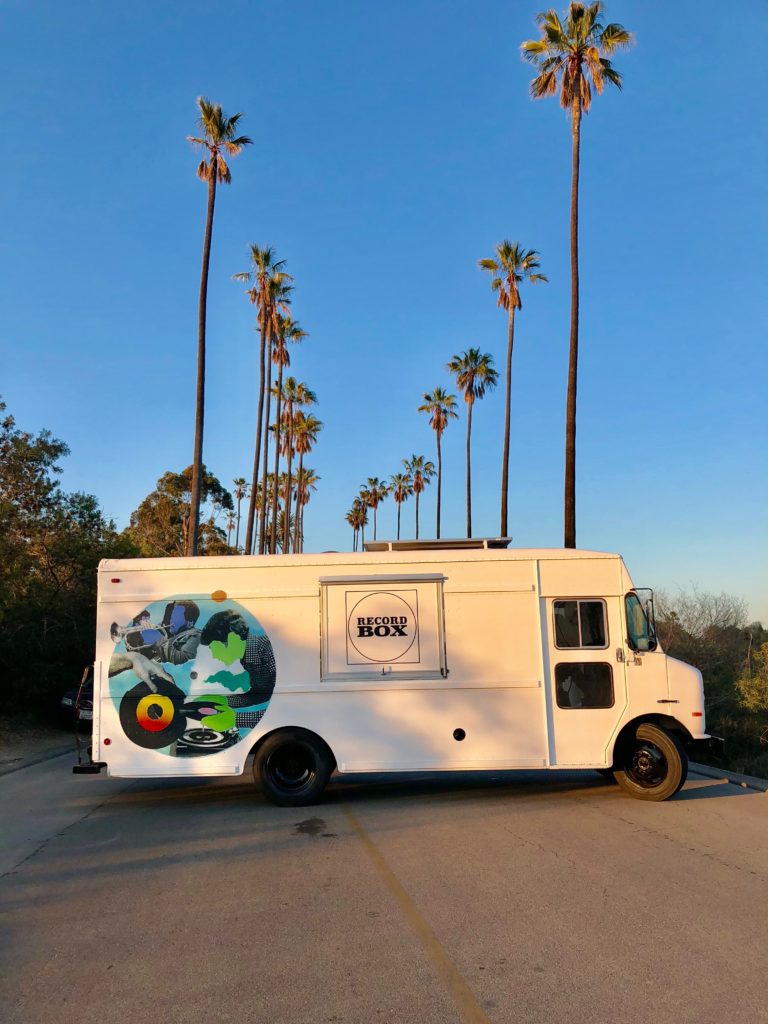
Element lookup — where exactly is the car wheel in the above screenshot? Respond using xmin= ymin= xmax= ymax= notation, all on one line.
xmin=613 ymin=723 xmax=688 ymax=801
xmin=254 ymin=729 xmax=332 ymax=807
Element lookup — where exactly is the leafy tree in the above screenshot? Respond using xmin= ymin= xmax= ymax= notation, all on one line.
xmin=417 ymin=388 xmax=458 ymax=539
xmin=447 ymin=348 xmax=498 ymax=538
xmin=522 ymin=3 xmax=630 ymax=547
xmin=403 ymin=455 xmax=435 ymax=540
xmin=346 ymin=498 xmax=368 ymax=552
xmin=478 ymin=243 xmax=545 ymax=537
xmin=0 ymin=401 xmax=135 ymax=710
xmin=279 ymin=380 xmax=317 ymax=553
xmin=293 ymin=466 xmax=319 ymax=553
xmin=187 ymin=98 xmax=251 ymax=555
xmin=736 ymin=643 xmax=768 ymax=714
xmin=126 ymin=466 xmax=233 ymax=557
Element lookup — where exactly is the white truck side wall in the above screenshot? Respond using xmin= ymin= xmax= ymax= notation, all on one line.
xmin=94 ymin=549 xmax=693 ymax=778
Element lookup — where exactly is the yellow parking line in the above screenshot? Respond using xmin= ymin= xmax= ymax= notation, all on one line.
xmin=343 ymin=804 xmax=492 ymax=1024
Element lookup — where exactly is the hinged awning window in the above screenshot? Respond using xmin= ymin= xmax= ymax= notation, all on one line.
xmin=319 ymin=574 xmax=447 ymax=681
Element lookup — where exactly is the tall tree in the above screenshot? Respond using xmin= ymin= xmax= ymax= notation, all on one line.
xmin=447 ymin=349 xmax=498 ymax=538
xmin=478 ymin=242 xmax=546 ymax=538
xmin=233 ymin=246 xmax=286 ymax=554
xmin=345 ymin=497 xmax=368 ymax=552
xmin=280 ymin=379 xmax=316 ymax=553
xmin=292 ymin=412 xmax=322 ymax=552
xmin=403 ymin=455 xmax=435 ymax=540
xmin=360 ymin=478 xmax=390 ymax=542
xmin=417 ymin=389 xmax=458 ymax=539
xmin=186 ymin=98 xmax=251 ymax=555
xmin=522 ymin=3 xmax=630 ymax=546
xmin=269 ymin=318 xmax=307 ymax=554
xmin=258 ymin=273 xmax=293 ymax=554
xmin=293 ymin=466 xmax=319 ymax=552
xmin=232 ymin=477 xmax=248 ymax=552
xmin=389 ymin=472 xmax=413 ymax=541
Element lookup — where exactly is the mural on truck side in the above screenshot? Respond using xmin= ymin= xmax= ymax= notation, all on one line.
xmin=108 ymin=595 xmax=276 ymax=757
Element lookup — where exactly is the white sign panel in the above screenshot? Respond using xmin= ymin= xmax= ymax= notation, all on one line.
xmin=321 ymin=575 xmax=446 ymax=680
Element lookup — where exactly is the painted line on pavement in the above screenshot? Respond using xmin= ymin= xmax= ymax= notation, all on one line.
xmin=343 ymin=803 xmax=491 ymax=1024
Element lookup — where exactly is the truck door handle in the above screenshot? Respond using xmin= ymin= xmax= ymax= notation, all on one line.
xmin=615 ymin=648 xmax=625 ymax=663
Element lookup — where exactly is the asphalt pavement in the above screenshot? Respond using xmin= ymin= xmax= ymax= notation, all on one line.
xmin=1 ymin=754 xmax=766 ymax=1024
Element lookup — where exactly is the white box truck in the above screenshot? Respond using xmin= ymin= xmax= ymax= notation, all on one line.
xmin=77 ymin=539 xmax=718 ymax=804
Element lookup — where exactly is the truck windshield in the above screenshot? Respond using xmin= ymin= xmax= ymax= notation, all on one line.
xmin=625 ymin=590 xmax=657 ymax=652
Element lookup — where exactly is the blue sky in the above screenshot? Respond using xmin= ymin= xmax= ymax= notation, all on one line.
xmin=2 ymin=0 xmax=766 ymax=620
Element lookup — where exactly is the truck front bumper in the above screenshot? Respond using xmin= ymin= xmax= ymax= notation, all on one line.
xmin=687 ymin=735 xmax=725 ymax=758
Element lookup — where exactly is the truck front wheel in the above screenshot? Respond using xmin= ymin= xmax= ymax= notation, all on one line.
xmin=253 ymin=729 xmax=333 ymax=807
xmin=613 ymin=723 xmax=688 ymax=801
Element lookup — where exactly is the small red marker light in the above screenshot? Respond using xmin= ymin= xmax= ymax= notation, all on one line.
xmin=103 ymin=738 xmax=112 ymax=745
xmin=692 ymin=712 xmax=703 ymax=717
xmin=111 ymin=578 xmax=121 ymax=583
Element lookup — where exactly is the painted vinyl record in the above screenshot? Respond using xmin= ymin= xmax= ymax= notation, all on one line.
xmin=119 ymin=680 xmax=187 ymax=749
xmin=175 ymin=728 xmax=240 ymax=756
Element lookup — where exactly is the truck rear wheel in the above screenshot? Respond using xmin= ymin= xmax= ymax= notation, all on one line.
xmin=613 ymin=723 xmax=688 ymax=801
xmin=253 ymin=729 xmax=332 ymax=807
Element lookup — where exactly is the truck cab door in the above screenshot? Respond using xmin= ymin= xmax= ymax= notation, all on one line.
xmin=545 ymin=596 xmax=628 ymax=766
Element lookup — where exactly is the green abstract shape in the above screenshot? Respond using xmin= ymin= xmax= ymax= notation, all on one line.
xmin=208 ymin=669 xmax=251 ymax=693
xmin=209 ymin=631 xmax=246 ymax=666
xmin=188 ymin=695 xmax=236 ymax=731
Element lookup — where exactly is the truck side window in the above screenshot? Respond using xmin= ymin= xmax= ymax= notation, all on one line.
xmin=555 ymin=663 xmax=614 ymax=708
xmin=553 ymin=600 xmax=607 ymax=648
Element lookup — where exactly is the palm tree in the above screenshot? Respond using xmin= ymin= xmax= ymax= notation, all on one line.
xmin=417 ymin=388 xmax=458 ymax=539
xmin=232 ymin=477 xmax=248 ymax=552
xmin=225 ymin=511 xmax=236 ymax=550
xmin=293 ymin=466 xmax=319 ymax=552
xmin=389 ymin=472 xmax=413 ymax=541
xmin=267 ymin=321 xmax=307 ymax=555
xmin=360 ymin=478 xmax=390 ymax=542
xmin=522 ymin=2 xmax=630 ymax=547
xmin=346 ymin=497 xmax=368 ymax=552
xmin=447 ymin=349 xmax=498 ymax=538
xmin=281 ymin=379 xmax=317 ymax=553
xmin=292 ymin=412 xmax=322 ymax=552
xmin=258 ymin=273 xmax=292 ymax=554
xmin=478 ymin=242 xmax=546 ymax=538
xmin=233 ymin=246 xmax=286 ymax=554
xmin=403 ymin=455 xmax=435 ymax=540
xmin=186 ymin=98 xmax=251 ymax=556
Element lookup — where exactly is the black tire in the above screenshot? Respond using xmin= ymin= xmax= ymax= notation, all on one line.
xmin=613 ymin=723 xmax=688 ymax=801
xmin=253 ymin=729 xmax=332 ymax=807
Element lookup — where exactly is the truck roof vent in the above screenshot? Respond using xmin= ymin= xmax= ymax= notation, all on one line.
xmin=363 ymin=537 xmax=512 ymax=552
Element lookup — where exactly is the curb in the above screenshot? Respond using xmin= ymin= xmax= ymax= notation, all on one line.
xmin=690 ymin=761 xmax=768 ymax=794
xmin=0 ymin=745 xmax=74 ymax=778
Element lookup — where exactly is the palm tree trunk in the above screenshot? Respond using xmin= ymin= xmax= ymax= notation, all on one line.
xmin=373 ymin=504 xmax=377 ymax=542
xmin=500 ymin=304 xmax=515 ymax=538
xmin=293 ymin=449 xmax=304 ymax=553
xmin=564 ymin=94 xmax=581 ymax=549
xmin=270 ymin=363 xmax=284 ymax=554
xmin=188 ymin=167 xmax=217 ymax=556
xmin=283 ymin=403 xmax=294 ymax=553
xmin=436 ymin=433 xmax=442 ymax=540
xmin=415 ymin=489 xmax=420 ymax=540
xmin=466 ymin=399 xmax=473 ymax=538
xmin=397 ymin=502 xmax=401 ymax=540
xmin=258 ymin=326 xmax=274 ymax=554
xmin=245 ymin=317 xmax=268 ymax=554
xmin=235 ymin=494 xmax=242 ymax=551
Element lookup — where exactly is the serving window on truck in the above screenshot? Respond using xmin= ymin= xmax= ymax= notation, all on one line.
xmin=320 ymin=574 xmax=447 ymax=681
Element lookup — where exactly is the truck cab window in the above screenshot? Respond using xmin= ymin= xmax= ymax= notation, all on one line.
xmin=625 ymin=592 xmax=657 ymax=652
xmin=554 ymin=600 xmax=607 ymax=648
xmin=555 ymin=663 xmax=614 ymax=708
